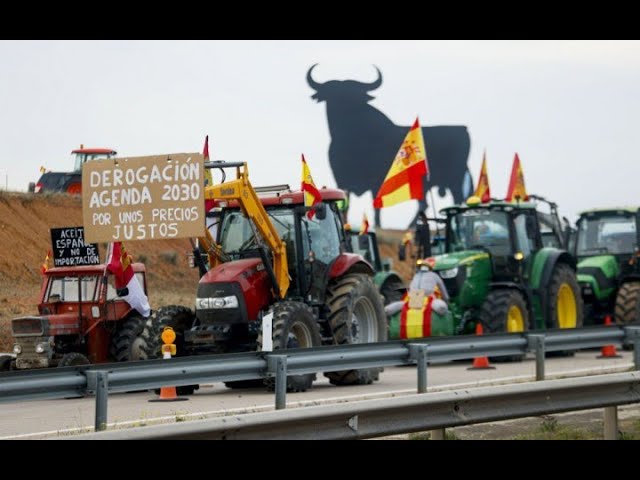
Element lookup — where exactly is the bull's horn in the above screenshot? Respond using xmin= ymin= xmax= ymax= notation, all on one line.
xmin=363 ymin=65 xmax=383 ymax=91
xmin=306 ymin=64 xmax=323 ymax=90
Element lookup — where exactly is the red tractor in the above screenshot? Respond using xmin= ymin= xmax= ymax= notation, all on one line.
xmin=29 ymin=146 xmax=117 ymax=195
xmin=1 ymin=263 xmax=150 ymax=371
xmin=143 ymin=162 xmax=387 ymax=392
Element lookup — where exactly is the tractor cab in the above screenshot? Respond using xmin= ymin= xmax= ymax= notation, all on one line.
xmin=71 ymin=147 xmax=117 ymax=172
xmin=441 ymin=198 xmax=542 ymax=283
xmin=574 ymin=208 xmax=640 ymax=323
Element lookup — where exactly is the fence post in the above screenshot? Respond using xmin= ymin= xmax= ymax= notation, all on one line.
xmin=268 ymin=355 xmax=288 ymax=410
xmin=408 ymin=344 xmax=429 ymax=394
xmin=528 ymin=334 xmax=546 ymax=381
xmin=624 ymin=326 xmax=640 ymax=370
xmin=86 ymin=370 xmax=109 ymax=432
xmin=603 ymin=406 xmax=619 ymax=440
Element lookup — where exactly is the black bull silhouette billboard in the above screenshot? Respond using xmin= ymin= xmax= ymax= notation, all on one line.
xmin=307 ymin=64 xmax=473 ymax=227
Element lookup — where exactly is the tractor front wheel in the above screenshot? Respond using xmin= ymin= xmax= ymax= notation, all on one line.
xmin=258 ymin=301 xmax=322 ymax=393
xmin=324 ymin=274 xmax=387 ymax=386
xmin=480 ymin=289 xmax=528 ymax=362
xmin=110 ymin=314 xmax=149 ymax=362
xmin=142 ymin=306 xmax=199 ymax=395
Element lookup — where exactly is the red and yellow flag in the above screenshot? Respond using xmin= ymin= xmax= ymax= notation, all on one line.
xmin=40 ymin=250 xmax=51 ymax=275
xmin=473 ymin=150 xmax=491 ymax=203
xmin=301 ymin=154 xmax=322 ymax=219
xmin=360 ymin=212 xmax=370 ymax=235
xmin=399 ymin=295 xmax=433 ymax=339
xmin=107 ymin=242 xmax=151 ymax=317
xmin=373 ymin=118 xmax=429 ymax=209
xmin=505 ymin=153 xmax=529 ymax=202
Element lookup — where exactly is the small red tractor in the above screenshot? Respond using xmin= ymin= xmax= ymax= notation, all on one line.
xmin=29 ymin=146 xmax=117 ymax=195
xmin=1 ymin=263 xmax=149 ymax=371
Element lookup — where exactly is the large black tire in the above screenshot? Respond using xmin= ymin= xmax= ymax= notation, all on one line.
xmin=0 ymin=355 xmax=13 ymax=371
xmin=480 ymin=289 xmax=528 ymax=362
xmin=548 ymin=263 xmax=583 ymax=330
xmin=57 ymin=353 xmax=90 ymax=398
xmin=324 ymin=274 xmax=388 ymax=386
xmin=615 ymin=282 xmax=640 ymax=325
xmin=142 ymin=306 xmax=199 ymax=396
xmin=58 ymin=352 xmax=90 ymax=367
xmin=380 ymin=276 xmax=405 ymax=305
xmin=615 ymin=282 xmax=640 ymax=350
xmin=110 ymin=314 xmax=149 ymax=362
xmin=258 ymin=301 xmax=322 ymax=392
xmin=547 ymin=263 xmax=583 ymax=357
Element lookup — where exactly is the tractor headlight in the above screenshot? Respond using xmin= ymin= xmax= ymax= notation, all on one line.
xmin=439 ymin=267 xmax=459 ymax=279
xmin=35 ymin=343 xmax=47 ymax=354
xmin=12 ymin=344 xmax=22 ymax=355
xmin=196 ymin=295 xmax=239 ymax=310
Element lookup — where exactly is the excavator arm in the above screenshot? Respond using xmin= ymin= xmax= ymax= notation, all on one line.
xmin=202 ymin=162 xmax=289 ymax=299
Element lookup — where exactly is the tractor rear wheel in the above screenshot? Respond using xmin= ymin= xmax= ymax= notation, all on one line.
xmin=258 ymin=301 xmax=322 ymax=393
xmin=142 ymin=306 xmax=199 ymax=395
xmin=480 ymin=289 xmax=528 ymax=362
xmin=615 ymin=282 xmax=640 ymax=325
xmin=110 ymin=314 xmax=149 ymax=362
xmin=615 ymin=282 xmax=640 ymax=350
xmin=547 ymin=263 xmax=583 ymax=356
xmin=324 ymin=274 xmax=387 ymax=386
xmin=548 ymin=263 xmax=583 ymax=330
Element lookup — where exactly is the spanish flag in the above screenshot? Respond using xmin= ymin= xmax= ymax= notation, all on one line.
xmin=40 ymin=250 xmax=51 ymax=275
xmin=505 ymin=153 xmax=529 ymax=202
xmin=301 ymin=154 xmax=322 ymax=219
xmin=373 ymin=118 xmax=428 ymax=209
xmin=473 ymin=150 xmax=491 ymax=203
xmin=360 ymin=212 xmax=370 ymax=235
xmin=399 ymin=294 xmax=433 ymax=338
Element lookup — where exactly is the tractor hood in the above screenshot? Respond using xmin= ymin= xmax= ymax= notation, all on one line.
xmin=432 ymin=251 xmax=490 ymax=271
xmin=12 ymin=313 xmax=81 ymax=337
xmin=577 ymin=255 xmax=619 ymax=300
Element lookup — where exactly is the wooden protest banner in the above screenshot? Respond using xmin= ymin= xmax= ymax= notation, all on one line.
xmin=82 ymin=153 xmax=205 ymax=243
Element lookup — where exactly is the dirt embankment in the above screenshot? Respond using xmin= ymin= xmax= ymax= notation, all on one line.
xmin=0 ymin=192 xmax=200 ymax=350
xmin=0 ymin=191 xmax=415 ymax=351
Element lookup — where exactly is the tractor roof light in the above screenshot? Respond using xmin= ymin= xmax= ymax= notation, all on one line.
xmin=466 ymin=196 xmax=481 ymax=207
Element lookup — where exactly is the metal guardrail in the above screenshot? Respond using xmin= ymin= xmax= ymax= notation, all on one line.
xmin=72 ymin=371 xmax=640 ymax=440
xmin=1 ymin=325 xmax=640 ymax=433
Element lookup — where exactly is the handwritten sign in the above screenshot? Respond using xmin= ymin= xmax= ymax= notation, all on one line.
xmin=50 ymin=227 xmax=100 ymax=267
xmin=82 ymin=153 xmax=205 ymax=243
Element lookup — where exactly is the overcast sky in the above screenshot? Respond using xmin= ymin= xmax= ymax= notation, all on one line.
xmin=1 ymin=40 xmax=638 ymax=229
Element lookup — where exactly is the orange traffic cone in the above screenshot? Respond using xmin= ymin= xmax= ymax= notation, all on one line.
xmin=149 ymin=327 xmax=189 ymax=402
xmin=467 ymin=323 xmax=496 ymax=370
xmin=597 ymin=315 xmax=622 ymax=359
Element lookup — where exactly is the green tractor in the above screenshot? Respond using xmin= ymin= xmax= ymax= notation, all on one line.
xmin=574 ymin=207 xmax=640 ymax=326
xmin=345 ymin=227 xmax=405 ymax=305
xmin=388 ymin=196 xmax=583 ymax=345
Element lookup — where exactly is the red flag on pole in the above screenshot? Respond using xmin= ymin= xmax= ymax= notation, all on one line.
xmin=107 ymin=242 xmax=151 ymax=317
xmin=505 ymin=153 xmax=529 ymax=202
xmin=473 ymin=150 xmax=491 ymax=203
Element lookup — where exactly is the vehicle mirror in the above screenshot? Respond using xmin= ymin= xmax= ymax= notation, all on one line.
xmin=314 ymin=202 xmax=327 ymax=220
xmin=357 ymin=235 xmax=369 ymax=250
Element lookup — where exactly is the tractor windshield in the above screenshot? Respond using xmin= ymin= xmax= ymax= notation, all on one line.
xmin=46 ymin=275 xmax=101 ymax=302
xmin=576 ymin=214 xmax=637 ymax=256
xmin=219 ymin=208 xmax=296 ymax=256
xmin=72 ymin=152 xmax=116 ymax=171
xmin=448 ymin=210 xmax=512 ymax=256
